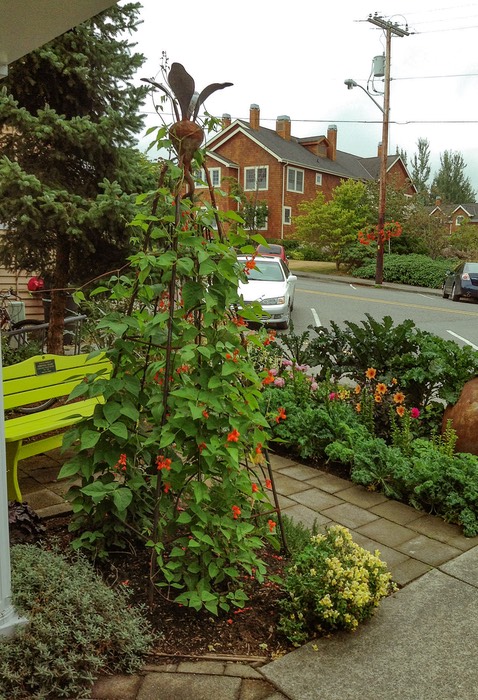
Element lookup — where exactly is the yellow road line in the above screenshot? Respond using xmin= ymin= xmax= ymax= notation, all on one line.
xmin=297 ymin=288 xmax=478 ymax=317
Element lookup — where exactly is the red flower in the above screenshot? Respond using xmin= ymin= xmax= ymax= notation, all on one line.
xmin=410 ymin=407 xmax=421 ymax=419
xmin=252 ymin=483 xmax=259 ymax=493
xmin=262 ymin=370 xmax=275 ymax=385
xmin=265 ymin=479 xmax=272 ymax=489
xmin=244 ymin=258 xmax=257 ymax=274
xmin=156 ymin=455 xmax=172 ymax=471
xmin=227 ymin=429 xmax=240 ymax=442
xmin=113 ymin=453 xmax=127 ymax=471
xmin=232 ymin=505 xmax=241 ymax=519
xmin=268 ymin=519 xmax=277 ymax=532
xmin=255 ymin=443 xmax=263 ymax=455
xmin=275 ymin=407 xmax=287 ymax=423
xmin=163 ymin=482 xmax=171 ymax=494
xmin=198 ymin=442 xmax=207 ymax=453
xmin=202 ymin=409 xmax=209 ymax=419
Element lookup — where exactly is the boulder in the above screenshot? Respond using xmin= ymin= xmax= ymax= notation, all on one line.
xmin=442 ymin=378 xmax=478 ymax=455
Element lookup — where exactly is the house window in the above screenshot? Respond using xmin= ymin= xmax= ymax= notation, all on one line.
xmin=315 ymin=173 xmax=323 ymax=186
xmin=195 ymin=167 xmax=221 ymax=188
xmin=456 ymin=215 xmax=465 ymax=226
xmin=244 ymin=166 xmax=268 ymax=191
xmin=283 ymin=206 xmax=292 ymax=225
xmin=287 ymin=167 xmax=304 ymax=193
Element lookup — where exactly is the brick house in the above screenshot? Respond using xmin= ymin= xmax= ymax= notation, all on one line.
xmin=200 ymin=104 xmax=415 ymax=238
xmin=429 ymin=198 xmax=478 ymax=234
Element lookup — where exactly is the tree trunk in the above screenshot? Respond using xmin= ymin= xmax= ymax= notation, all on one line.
xmin=47 ymin=236 xmax=71 ymax=354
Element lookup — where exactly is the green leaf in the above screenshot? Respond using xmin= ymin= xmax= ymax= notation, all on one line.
xmin=103 ymin=402 xmax=122 ymax=424
xmin=182 ymin=280 xmax=204 ymax=311
xmin=176 ymin=511 xmax=192 ymax=524
xmin=108 ymin=422 xmax=128 ymax=439
xmin=113 ymin=487 xmax=133 ymax=513
xmin=79 ymin=430 xmax=101 ymax=450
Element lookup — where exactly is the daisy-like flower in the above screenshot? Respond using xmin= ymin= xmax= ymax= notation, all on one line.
xmin=365 ymin=367 xmax=377 ymax=380
xmin=374 ymin=393 xmax=382 ymax=403
xmin=396 ymin=405 xmax=406 ymax=417
xmin=393 ymin=392 xmax=405 ymax=404
xmin=376 ymin=383 xmax=387 ymax=395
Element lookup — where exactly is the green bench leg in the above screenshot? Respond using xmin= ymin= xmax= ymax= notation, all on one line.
xmin=6 ymin=441 xmax=22 ymax=502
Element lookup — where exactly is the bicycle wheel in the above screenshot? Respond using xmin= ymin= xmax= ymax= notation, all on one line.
xmin=11 ymin=319 xmax=56 ymax=413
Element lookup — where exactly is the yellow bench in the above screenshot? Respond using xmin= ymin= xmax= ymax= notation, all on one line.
xmin=3 ymin=352 xmax=112 ymax=502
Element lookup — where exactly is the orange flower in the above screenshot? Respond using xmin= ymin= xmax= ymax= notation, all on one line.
xmin=391 ymin=377 xmax=398 ymax=385
xmin=275 ymin=407 xmax=287 ymax=423
xmin=227 ymin=429 xmax=240 ymax=442
xmin=252 ymin=483 xmax=259 ymax=493
xmin=232 ymin=505 xmax=241 ymax=519
xmin=202 ymin=409 xmax=209 ymax=419
xmin=374 ymin=393 xmax=382 ymax=403
xmin=376 ymin=383 xmax=387 ymax=395
xmin=268 ymin=519 xmax=277 ymax=532
xmin=355 ymin=403 xmax=361 ymax=413
xmin=355 ymin=384 xmax=362 ymax=395
xmin=255 ymin=443 xmax=263 ymax=455
xmin=265 ymin=479 xmax=272 ymax=489
xmin=365 ymin=367 xmax=377 ymax=380
xmin=262 ymin=370 xmax=275 ymax=385
xmin=396 ymin=405 xmax=406 ymax=417
xmin=244 ymin=258 xmax=257 ymax=274
xmin=156 ymin=455 xmax=172 ymax=471
xmin=393 ymin=392 xmax=405 ymax=404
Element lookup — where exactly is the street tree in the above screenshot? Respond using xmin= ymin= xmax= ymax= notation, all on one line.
xmin=431 ymin=150 xmax=476 ymax=204
xmin=410 ymin=137 xmax=431 ymax=202
xmin=295 ymin=179 xmax=371 ymax=268
xmin=0 ymin=2 xmax=153 ymax=352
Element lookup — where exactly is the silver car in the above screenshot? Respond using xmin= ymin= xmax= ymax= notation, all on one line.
xmin=237 ymin=256 xmax=297 ymax=329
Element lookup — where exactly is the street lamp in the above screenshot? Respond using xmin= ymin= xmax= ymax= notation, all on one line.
xmin=344 ymin=76 xmax=389 ymax=285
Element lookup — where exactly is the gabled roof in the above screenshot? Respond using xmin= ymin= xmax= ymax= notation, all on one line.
xmin=429 ymin=203 xmax=478 ymax=220
xmin=453 ymin=203 xmax=478 ymax=219
xmin=206 ymin=119 xmax=410 ymax=183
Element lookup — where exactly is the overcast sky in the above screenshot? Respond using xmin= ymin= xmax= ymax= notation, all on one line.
xmin=130 ymin=1 xmax=478 ymax=195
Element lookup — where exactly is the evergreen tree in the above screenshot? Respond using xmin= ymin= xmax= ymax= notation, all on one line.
xmin=0 ymin=2 xmax=153 ymax=352
xmin=410 ymin=137 xmax=431 ymax=202
xmin=431 ymin=150 xmax=476 ymax=204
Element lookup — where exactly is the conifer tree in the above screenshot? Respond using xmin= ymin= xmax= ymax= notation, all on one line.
xmin=0 ymin=2 xmax=153 ymax=352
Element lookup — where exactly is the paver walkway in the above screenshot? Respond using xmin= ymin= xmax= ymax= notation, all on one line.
xmin=16 ymin=448 xmax=478 ymax=699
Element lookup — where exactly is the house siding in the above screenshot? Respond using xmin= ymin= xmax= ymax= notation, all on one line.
xmin=203 ymin=116 xmax=414 ymax=240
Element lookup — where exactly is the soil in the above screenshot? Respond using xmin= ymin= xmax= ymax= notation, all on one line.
xmin=9 ymin=452 xmax=349 ymax=663
xmin=22 ymin=514 xmax=294 ymax=663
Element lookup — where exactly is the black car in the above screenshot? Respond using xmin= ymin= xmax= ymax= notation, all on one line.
xmin=443 ymin=261 xmax=478 ymax=301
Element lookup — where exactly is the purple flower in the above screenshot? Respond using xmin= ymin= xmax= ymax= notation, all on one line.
xmin=274 ymin=377 xmax=285 ymax=387
xmin=282 ymin=359 xmax=293 ymax=367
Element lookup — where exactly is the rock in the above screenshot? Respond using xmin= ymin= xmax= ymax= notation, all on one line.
xmin=442 ymin=378 xmax=478 ymax=455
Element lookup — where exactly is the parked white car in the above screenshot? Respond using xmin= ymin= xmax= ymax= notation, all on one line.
xmin=237 ymin=256 xmax=297 ymax=329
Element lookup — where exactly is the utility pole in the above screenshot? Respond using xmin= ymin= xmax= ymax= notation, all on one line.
xmin=367 ymin=13 xmax=409 ymax=285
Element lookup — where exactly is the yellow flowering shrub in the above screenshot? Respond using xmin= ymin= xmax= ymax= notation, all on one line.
xmin=278 ymin=525 xmax=396 ymax=646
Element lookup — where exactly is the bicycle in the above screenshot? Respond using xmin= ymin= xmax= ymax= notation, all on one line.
xmin=1 ymin=288 xmax=55 ymax=413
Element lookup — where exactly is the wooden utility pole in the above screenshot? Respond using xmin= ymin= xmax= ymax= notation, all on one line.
xmin=367 ymin=14 xmax=409 ymax=285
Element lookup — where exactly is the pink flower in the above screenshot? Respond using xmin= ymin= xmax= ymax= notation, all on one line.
xmin=410 ymin=407 xmax=420 ymax=419
xmin=274 ymin=377 xmax=285 ymax=387
xmin=329 ymin=392 xmax=337 ymax=400
xmin=282 ymin=359 xmax=293 ymax=367
xmin=311 ymin=382 xmax=318 ymax=391
xmin=269 ymin=368 xmax=278 ymax=376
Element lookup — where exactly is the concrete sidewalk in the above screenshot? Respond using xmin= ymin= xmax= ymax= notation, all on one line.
xmin=18 ymin=450 xmax=478 ymax=699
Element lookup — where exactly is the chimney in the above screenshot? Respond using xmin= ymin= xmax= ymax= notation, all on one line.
xmin=250 ymin=104 xmax=260 ymax=130
xmin=222 ymin=113 xmax=231 ymax=129
xmin=435 ymin=196 xmax=442 ymax=207
xmin=276 ymin=115 xmax=291 ymax=141
xmin=327 ymin=124 xmax=337 ymax=161
xmin=377 ymin=142 xmax=383 ymax=158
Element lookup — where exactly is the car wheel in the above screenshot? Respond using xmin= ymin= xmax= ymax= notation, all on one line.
xmin=451 ymin=283 xmax=460 ymax=302
xmin=442 ymin=285 xmax=449 ymax=299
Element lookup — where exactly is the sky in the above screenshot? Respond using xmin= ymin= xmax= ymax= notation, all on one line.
xmin=128 ymin=0 xmax=478 ymax=194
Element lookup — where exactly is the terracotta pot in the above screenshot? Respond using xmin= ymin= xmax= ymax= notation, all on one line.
xmin=442 ymin=378 xmax=478 ymax=454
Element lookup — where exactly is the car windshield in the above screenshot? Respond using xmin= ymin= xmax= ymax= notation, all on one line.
xmin=464 ymin=263 xmax=478 ymax=273
xmin=246 ymin=260 xmax=285 ymax=282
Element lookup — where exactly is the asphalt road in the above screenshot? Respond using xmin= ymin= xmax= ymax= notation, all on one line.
xmin=288 ymin=274 xmax=478 ymax=350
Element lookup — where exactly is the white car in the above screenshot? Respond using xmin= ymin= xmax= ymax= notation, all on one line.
xmin=237 ymin=256 xmax=297 ymax=329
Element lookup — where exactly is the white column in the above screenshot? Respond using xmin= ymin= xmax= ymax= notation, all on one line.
xmin=0 ymin=336 xmax=28 ymax=636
